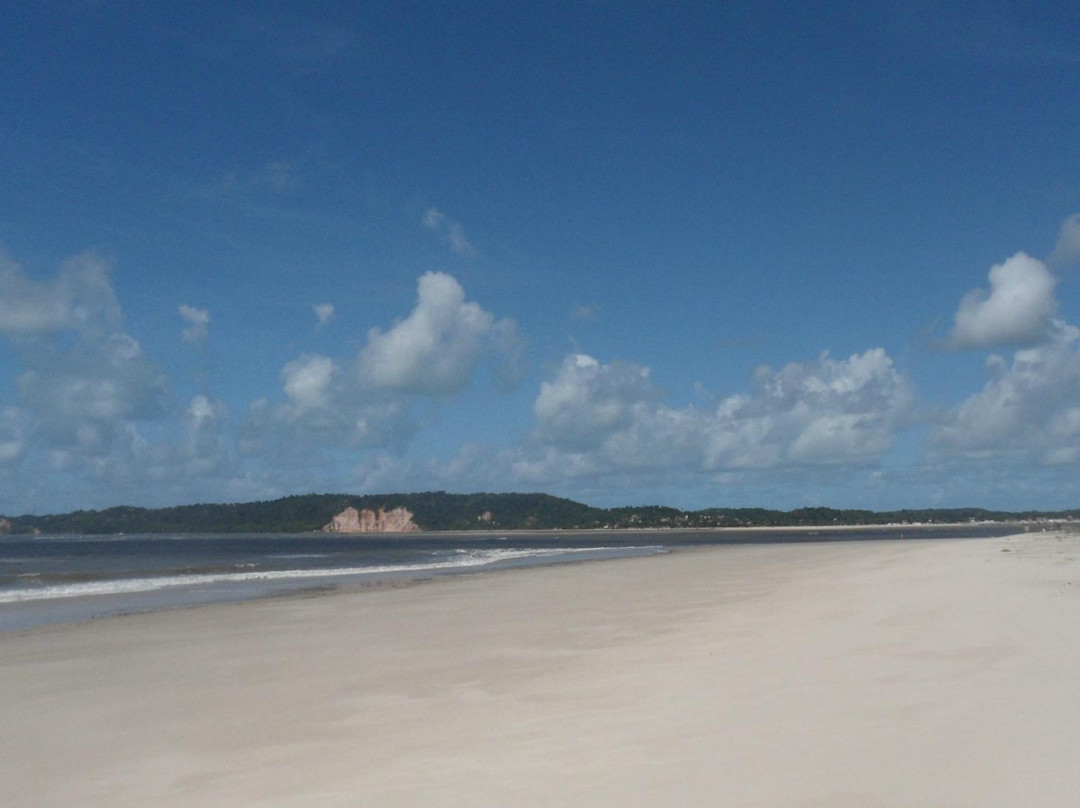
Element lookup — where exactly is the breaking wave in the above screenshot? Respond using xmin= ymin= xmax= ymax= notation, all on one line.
xmin=0 ymin=546 xmax=658 ymax=604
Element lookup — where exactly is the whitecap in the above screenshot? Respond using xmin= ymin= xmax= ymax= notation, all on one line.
xmin=0 ymin=546 xmax=660 ymax=604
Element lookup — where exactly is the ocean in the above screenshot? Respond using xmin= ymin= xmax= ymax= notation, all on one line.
xmin=0 ymin=524 xmax=1032 ymax=632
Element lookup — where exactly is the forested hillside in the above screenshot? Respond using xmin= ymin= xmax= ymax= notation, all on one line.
xmin=1 ymin=492 xmax=1075 ymax=535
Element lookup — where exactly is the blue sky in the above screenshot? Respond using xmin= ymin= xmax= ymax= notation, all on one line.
xmin=2 ymin=1 xmax=1080 ymax=514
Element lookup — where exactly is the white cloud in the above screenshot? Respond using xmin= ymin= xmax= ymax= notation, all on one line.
xmin=422 ymin=207 xmax=476 ymax=256
xmin=0 ymin=251 xmax=120 ymax=338
xmin=707 ymin=349 xmax=914 ymax=468
xmin=281 ymin=354 xmax=335 ymax=414
xmin=947 ymin=251 xmax=1058 ymax=349
xmin=244 ymin=272 xmax=519 ymax=459
xmin=929 ymin=220 xmax=1080 ymax=473
xmin=312 ymin=302 xmax=335 ymax=327
xmin=533 ymin=354 xmax=660 ymax=451
xmin=0 ymin=252 xmax=168 ymax=467
xmin=359 ymin=271 xmax=521 ymax=395
xmin=523 ymin=348 xmax=914 ymax=482
xmin=18 ymin=333 xmax=167 ymax=444
xmin=179 ymin=304 xmax=211 ymax=344
xmin=1049 ymin=213 xmax=1080 ymax=268
xmin=184 ymin=394 xmax=226 ymax=431
xmin=932 ymin=321 xmax=1080 ymax=463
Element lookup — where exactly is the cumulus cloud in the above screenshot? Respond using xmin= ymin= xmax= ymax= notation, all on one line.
xmin=707 ymin=349 xmax=915 ymax=468
xmin=522 ymin=348 xmax=914 ymax=482
xmin=1049 ymin=213 xmax=1080 ymax=268
xmin=932 ymin=322 xmax=1080 ymax=464
xmin=926 ymin=220 xmax=1080 ymax=473
xmin=0 ymin=251 xmax=262 ymax=512
xmin=359 ymin=271 xmax=522 ymax=395
xmin=312 ymin=302 xmax=335 ymax=328
xmin=281 ymin=354 xmax=336 ymax=414
xmin=0 ymin=250 xmax=121 ymax=338
xmin=28 ymin=388 xmax=241 ymax=512
xmin=0 ymin=252 xmax=166 ymax=436
xmin=179 ymin=304 xmax=211 ymax=344
xmin=0 ymin=253 xmax=168 ymax=461
xmin=947 ymin=251 xmax=1058 ymax=349
xmin=18 ymin=334 xmax=166 ymax=428
xmin=534 ymin=355 xmax=661 ymax=451
xmin=0 ymin=254 xmax=537 ymax=510
xmin=422 ymin=207 xmax=476 ymax=256
xmin=184 ymin=394 xmax=226 ymax=431
xmin=245 ymin=272 xmax=519 ymax=458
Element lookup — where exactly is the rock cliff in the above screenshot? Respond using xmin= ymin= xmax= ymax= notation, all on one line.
xmin=321 ymin=506 xmax=422 ymax=534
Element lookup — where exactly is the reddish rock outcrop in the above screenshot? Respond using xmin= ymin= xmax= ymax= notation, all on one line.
xmin=321 ymin=506 xmax=421 ymax=534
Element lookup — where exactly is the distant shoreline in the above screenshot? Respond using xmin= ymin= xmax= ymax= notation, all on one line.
xmin=318 ymin=520 xmax=1077 ymax=539
xmin=427 ymin=519 xmax=1070 ymax=535
xmin=3 ymin=520 xmax=1073 ymax=539
xmin=4 ymin=491 xmax=1077 ymax=536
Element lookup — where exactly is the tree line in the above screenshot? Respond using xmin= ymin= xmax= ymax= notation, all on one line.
xmin=1 ymin=491 xmax=1075 ymax=535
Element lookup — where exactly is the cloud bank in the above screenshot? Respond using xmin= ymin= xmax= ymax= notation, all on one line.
xmin=514 ymin=347 xmax=914 ymax=484
xmin=933 ymin=218 xmax=1080 ymax=469
xmin=0 ymin=252 xmax=170 ymax=508
xmin=5 ymin=212 xmax=1080 ymax=513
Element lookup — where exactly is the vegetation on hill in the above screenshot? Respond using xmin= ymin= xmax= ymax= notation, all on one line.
xmin=0 ymin=492 xmax=1076 ymax=535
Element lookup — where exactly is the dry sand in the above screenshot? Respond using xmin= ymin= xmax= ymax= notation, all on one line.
xmin=2 ymin=531 xmax=1079 ymax=807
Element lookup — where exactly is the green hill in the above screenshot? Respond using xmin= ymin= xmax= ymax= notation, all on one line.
xmin=0 ymin=492 xmax=1075 ymax=535
xmin=0 ymin=492 xmax=606 ymax=534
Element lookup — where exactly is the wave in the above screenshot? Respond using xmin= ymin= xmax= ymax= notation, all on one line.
xmin=0 ymin=546 xmax=659 ymax=604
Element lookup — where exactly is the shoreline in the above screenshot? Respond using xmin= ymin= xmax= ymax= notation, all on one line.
xmin=3 ymin=526 xmax=1031 ymax=635
xmin=0 ymin=542 xmax=668 ymax=634
xmin=2 ymin=519 xmax=1073 ymax=539
xmin=3 ymin=531 xmax=1079 ymax=806
xmin=424 ymin=519 xmax=1070 ymax=536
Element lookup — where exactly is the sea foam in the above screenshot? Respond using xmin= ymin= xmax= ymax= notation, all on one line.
xmin=0 ymin=546 xmax=656 ymax=603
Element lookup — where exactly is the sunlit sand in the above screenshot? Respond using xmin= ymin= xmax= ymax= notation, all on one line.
xmin=2 ymin=531 xmax=1078 ymax=806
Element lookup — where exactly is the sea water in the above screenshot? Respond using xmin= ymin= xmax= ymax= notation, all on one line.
xmin=0 ymin=533 xmax=668 ymax=631
xmin=0 ymin=524 xmax=1028 ymax=632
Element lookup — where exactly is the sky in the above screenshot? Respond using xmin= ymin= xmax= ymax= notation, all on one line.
xmin=2 ymin=1 xmax=1080 ymax=515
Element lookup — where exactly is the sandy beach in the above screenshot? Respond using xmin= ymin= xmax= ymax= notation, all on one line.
xmin=2 ymin=531 xmax=1079 ymax=807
